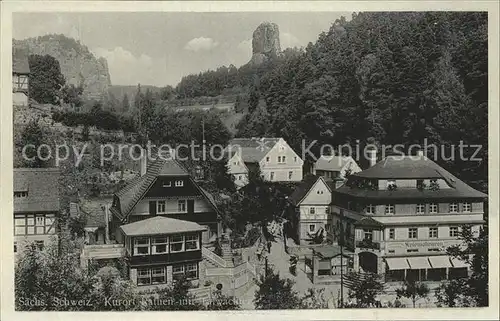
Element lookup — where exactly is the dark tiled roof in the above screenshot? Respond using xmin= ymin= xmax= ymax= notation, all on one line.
xmin=289 ymin=175 xmax=330 ymax=206
xmin=112 ymin=158 xmax=188 ymax=220
xmin=14 ymin=168 xmax=60 ymax=213
xmin=337 ymin=156 xmax=487 ymax=200
xmin=120 ymin=216 xmax=206 ymax=236
xmin=12 ymin=48 xmax=30 ymax=74
xmin=228 ymin=137 xmax=280 ymax=163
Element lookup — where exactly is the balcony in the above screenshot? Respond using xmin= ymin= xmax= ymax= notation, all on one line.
xmin=356 ymin=239 xmax=381 ymax=250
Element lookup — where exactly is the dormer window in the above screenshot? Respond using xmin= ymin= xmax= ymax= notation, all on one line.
xmin=162 ymin=181 xmax=171 ymax=187
xmin=175 ymin=180 xmax=184 ymax=187
xmin=14 ymin=191 xmax=28 ymax=198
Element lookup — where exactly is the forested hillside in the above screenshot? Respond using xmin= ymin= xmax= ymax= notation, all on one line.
xmin=234 ymin=12 xmax=487 ymax=190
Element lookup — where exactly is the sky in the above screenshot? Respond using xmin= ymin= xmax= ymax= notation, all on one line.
xmin=13 ymin=12 xmax=349 ymax=87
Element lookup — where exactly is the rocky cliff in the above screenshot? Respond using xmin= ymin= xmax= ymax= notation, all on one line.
xmin=249 ymin=22 xmax=281 ymax=66
xmin=13 ymin=34 xmax=111 ymax=100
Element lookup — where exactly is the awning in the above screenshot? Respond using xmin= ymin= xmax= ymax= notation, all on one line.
xmin=385 ymin=257 xmax=410 ymax=270
xmin=428 ymin=256 xmax=453 ymax=269
xmin=318 ymin=261 xmax=331 ymax=270
xmin=407 ymin=257 xmax=431 ymax=269
xmin=451 ymin=257 xmax=469 ymax=268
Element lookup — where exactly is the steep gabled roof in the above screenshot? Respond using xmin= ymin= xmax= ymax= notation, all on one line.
xmin=120 ymin=216 xmax=206 ymax=236
xmin=228 ymin=137 xmax=280 ymax=163
xmin=12 ymin=48 xmax=30 ymax=74
xmin=289 ymin=175 xmax=331 ymax=206
xmin=14 ymin=168 xmax=60 ymax=213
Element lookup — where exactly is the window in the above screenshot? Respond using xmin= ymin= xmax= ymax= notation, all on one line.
xmin=416 ymin=179 xmax=425 ymax=189
xmin=185 ymin=234 xmax=199 ymax=251
xmin=14 ymin=242 xmax=17 ymax=253
xmin=170 ymin=234 xmax=184 ymax=252
xmin=389 ymin=228 xmax=395 ymax=240
xmin=385 ymin=204 xmax=395 ymax=215
xmin=14 ymin=191 xmax=28 ymax=198
xmin=152 ymin=237 xmax=168 ymax=254
xmin=309 ymin=224 xmax=316 ymax=232
xmin=309 ymin=207 xmax=315 ymax=214
xmin=388 ymin=250 xmax=395 ymax=254
xmin=428 ymin=248 xmax=441 ymax=252
xmin=270 ymin=172 xmax=275 ymax=181
xmin=134 ymin=238 xmax=150 ymax=255
xmin=416 ymin=204 xmax=425 ymax=214
xmin=408 ymin=228 xmax=418 ymax=239
xmin=186 ymin=263 xmax=199 ymax=279
xmin=162 ymin=181 xmax=171 ymax=187
xmin=14 ymin=214 xmax=53 ymax=235
xmin=407 ymin=249 xmax=419 ymax=253
xmin=151 ymin=267 xmax=166 ymax=284
xmin=238 ymin=175 xmax=242 ymax=181
xmin=449 ymin=226 xmax=459 ymax=237
xmin=462 ymin=202 xmax=471 ymax=212
xmin=178 ymin=200 xmax=186 ymax=213
xmin=157 ymin=201 xmax=166 ymax=214
xmin=266 ymin=157 xmax=270 ymax=162
xmin=325 ymin=207 xmax=330 ymax=214
xmin=172 ymin=264 xmax=185 ymax=281
xmin=288 ymin=171 xmax=293 ymax=180
xmin=449 ymin=203 xmax=458 ymax=213
xmin=366 ymin=204 xmax=375 ymax=215
xmin=363 ymin=229 xmax=373 ymax=241
xmin=317 ymin=190 xmax=324 ymax=195
xmin=137 ymin=268 xmax=152 ymax=285
xmin=294 ymin=156 xmax=298 ymax=162
xmin=429 ymin=227 xmax=438 ymax=238
xmin=429 ymin=203 xmax=438 ymax=214
xmin=175 ymin=180 xmax=184 ymax=187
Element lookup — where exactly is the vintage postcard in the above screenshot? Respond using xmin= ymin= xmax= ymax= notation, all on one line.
xmin=0 ymin=1 xmax=499 ymax=320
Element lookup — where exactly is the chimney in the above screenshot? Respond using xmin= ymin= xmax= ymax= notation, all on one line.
xmin=140 ymin=152 xmax=147 ymax=176
xmin=367 ymin=148 xmax=377 ymax=167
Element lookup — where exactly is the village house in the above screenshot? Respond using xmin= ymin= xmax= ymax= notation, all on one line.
xmin=313 ymin=155 xmax=362 ymax=181
xmin=287 ymin=175 xmax=335 ymax=245
xmin=330 ymin=149 xmax=487 ymax=283
xmin=226 ymin=137 xmax=304 ymax=187
xmin=14 ymin=168 xmax=60 ymax=256
xmin=12 ymin=48 xmax=30 ymax=107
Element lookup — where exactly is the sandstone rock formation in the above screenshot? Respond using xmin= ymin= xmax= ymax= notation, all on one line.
xmin=13 ymin=34 xmax=111 ymax=100
xmin=249 ymin=22 xmax=281 ymax=66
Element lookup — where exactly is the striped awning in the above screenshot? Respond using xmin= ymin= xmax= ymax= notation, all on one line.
xmin=385 ymin=257 xmax=409 ymax=270
xmin=451 ymin=257 xmax=469 ymax=268
xmin=428 ymin=256 xmax=453 ymax=268
xmin=407 ymin=257 xmax=431 ymax=269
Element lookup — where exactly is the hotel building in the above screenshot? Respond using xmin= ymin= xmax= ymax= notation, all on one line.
xmin=330 ymin=151 xmax=487 ymax=282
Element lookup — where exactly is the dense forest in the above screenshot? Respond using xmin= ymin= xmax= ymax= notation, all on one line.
xmin=233 ymin=12 xmax=487 ymax=190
